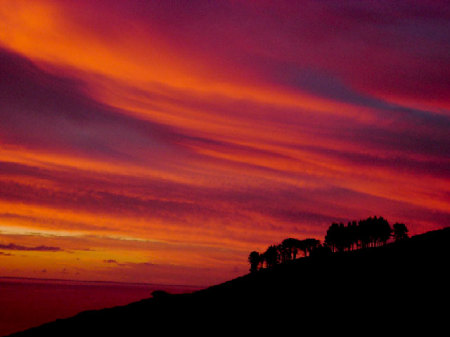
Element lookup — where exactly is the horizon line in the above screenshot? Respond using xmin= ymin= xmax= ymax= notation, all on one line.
xmin=0 ymin=275 xmax=206 ymax=289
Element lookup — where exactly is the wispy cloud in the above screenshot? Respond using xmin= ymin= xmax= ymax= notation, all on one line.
xmin=0 ymin=243 xmax=62 ymax=252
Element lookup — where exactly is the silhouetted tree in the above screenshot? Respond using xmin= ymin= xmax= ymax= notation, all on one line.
xmin=357 ymin=216 xmax=392 ymax=247
xmin=347 ymin=221 xmax=358 ymax=251
xmin=338 ymin=222 xmax=347 ymax=251
xmin=259 ymin=253 xmax=266 ymax=270
xmin=393 ymin=223 xmax=409 ymax=241
xmin=375 ymin=216 xmax=392 ymax=246
xmin=264 ymin=245 xmax=280 ymax=268
xmin=325 ymin=223 xmax=340 ymax=252
xmin=281 ymin=238 xmax=302 ymax=260
xmin=277 ymin=243 xmax=290 ymax=263
xmin=309 ymin=243 xmax=332 ymax=258
xmin=248 ymin=251 xmax=261 ymax=273
xmin=298 ymin=240 xmax=308 ymax=257
xmin=303 ymin=238 xmax=321 ymax=256
xmin=358 ymin=218 xmax=371 ymax=248
xmin=358 ymin=217 xmax=375 ymax=248
xmin=325 ymin=216 xmax=393 ymax=251
xmin=334 ymin=223 xmax=347 ymax=252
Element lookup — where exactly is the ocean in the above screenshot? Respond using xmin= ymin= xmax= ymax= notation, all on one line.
xmin=0 ymin=277 xmax=201 ymax=336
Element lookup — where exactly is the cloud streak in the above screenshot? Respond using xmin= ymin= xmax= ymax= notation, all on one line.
xmin=0 ymin=243 xmax=62 ymax=252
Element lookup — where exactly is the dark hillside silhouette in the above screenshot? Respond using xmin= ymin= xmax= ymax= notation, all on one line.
xmin=6 ymin=226 xmax=449 ymax=336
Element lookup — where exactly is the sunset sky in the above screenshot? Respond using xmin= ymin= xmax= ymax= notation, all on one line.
xmin=0 ymin=0 xmax=449 ymax=286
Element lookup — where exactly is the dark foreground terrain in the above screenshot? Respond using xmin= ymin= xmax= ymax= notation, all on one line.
xmin=7 ymin=228 xmax=449 ymax=336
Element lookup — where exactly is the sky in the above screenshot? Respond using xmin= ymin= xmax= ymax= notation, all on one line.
xmin=0 ymin=0 xmax=449 ymax=286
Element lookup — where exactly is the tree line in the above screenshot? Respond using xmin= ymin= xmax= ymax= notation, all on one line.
xmin=248 ymin=216 xmax=409 ymax=272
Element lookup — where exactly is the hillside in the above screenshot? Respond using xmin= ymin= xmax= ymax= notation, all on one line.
xmin=7 ymin=227 xmax=449 ymax=336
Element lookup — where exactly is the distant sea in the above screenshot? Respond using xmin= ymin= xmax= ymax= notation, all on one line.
xmin=0 ymin=277 xmax=202 ymax=336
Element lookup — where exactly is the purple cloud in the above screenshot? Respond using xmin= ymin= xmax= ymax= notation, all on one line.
xmin=0 ymin=243 xmax=62 ymax=252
